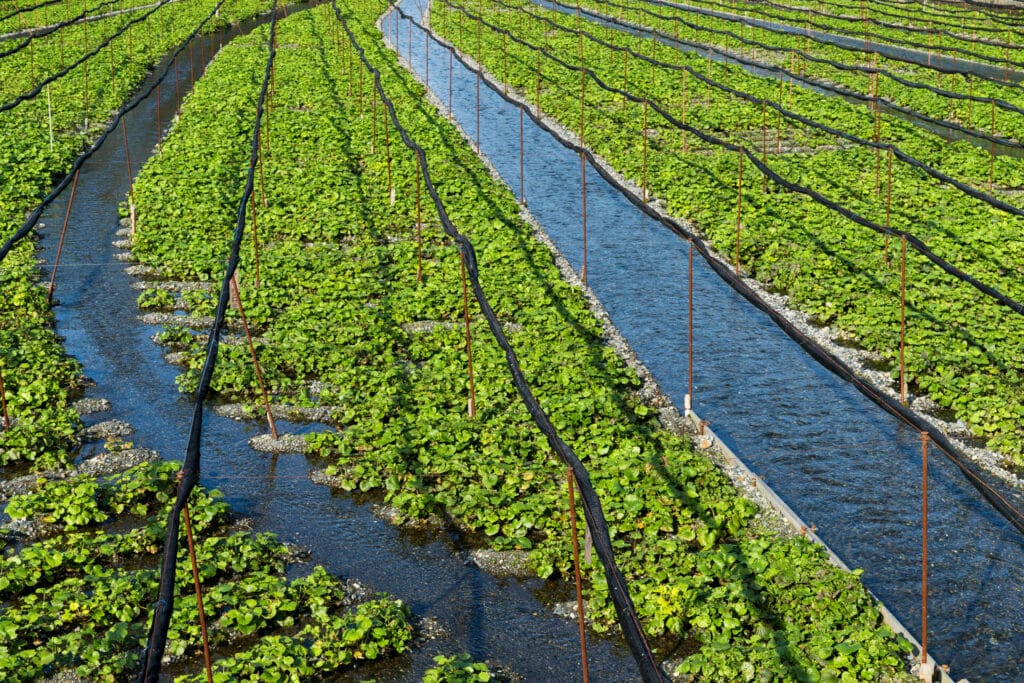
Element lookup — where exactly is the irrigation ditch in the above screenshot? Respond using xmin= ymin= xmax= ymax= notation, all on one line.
xmin=385 ymin=0 xmax=1024 ymax=679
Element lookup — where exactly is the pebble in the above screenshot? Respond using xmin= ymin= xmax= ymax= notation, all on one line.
xmin=249 ymin=433 xmax=309 ymax=454
xmin=71 ymin=397 xmax=112 ymax=416
xmin=77 ymin=419 xmax=135 ymax=442
xmin=466 ymin=549 xmax=533 ymax=578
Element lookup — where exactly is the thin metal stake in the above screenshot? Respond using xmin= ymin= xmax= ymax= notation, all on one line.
xmin=641 ymin=99 xmax=648 ymax=202
xmin=460 ymin=252 xmax=476 ymax=418
xmin=990 ymin=99 xmax=996 ymax=192
xmin=48 ymin=170 xmax=80 ymax=304
xmin=900 ymin=234 xmax=908 ymax=405
xmin=0 ymin=364 xmax=10 ymax=431
xmin=735 ymin=151 xmax=743 ymax=276
xmin=687 ymin=238 xmax=693 ymax=414
xmin=519 ymin=106 xmax=526 ymax=206
xmin=761 ymin=100 xmax=767 ymax=192
xmin=122 ymin=118 xmax=136 ymax=237
xmin=250 ymin=193 xmax=261 ymax=288
xmin=921 ymin=431 xmax=930 ymax=673
xmin=567 ymin=469 xmax=591 ymax=683
xmin=581 ymin=152 xmax=588 ymax=283
xmin=181 ymin=498 xmax=214 ymax=683
xmin=416 ymin=165 xmax=423 ymax=283
xmin=885 ymin=146 xmax=893 ymax=229
xmin=230 ymin=274 xmax=278 ymax=438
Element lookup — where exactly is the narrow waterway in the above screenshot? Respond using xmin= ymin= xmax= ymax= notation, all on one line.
xmin=387 ymin=1 xmax=1024 ymax=679
xmin=33 ymin=6 xmax=639 ymax=680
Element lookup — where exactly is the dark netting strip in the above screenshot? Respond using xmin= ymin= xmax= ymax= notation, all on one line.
xmin=513 ymin=0 xmax=1024 ymax=217
xmin=570 ymin=0 xmax=1024 ymax=125
xmin=138 ymin=4 xmax=277 ymax=682
xmin=0 ymin=0 xmax=64 ymax=25
xmin=575 ymin=0 xmax=1024 ymax=139
xmin=0 ymin=0 xmax=173 ymax=114
xmin=704 ymin=0 xmax=1024 ymax=48
xmin=0 ymin=0 xmax=123 ymax=60
xmin=871 ymin=0 xmax=1024 ymax=26
xmin=342 ymin=4 xmax=665 ymax=680
xmin=447 ymin=0 xmax=1024 ymax=316
xmin=395 ymin=3 xmax=1024 ymax=537
xmin=725 ymin=0 xmax=1024 ymax=40
xmin=605 ymin=0 xmax=1024 ymax=94
xmin=0 ymin=0 xmax=230 ymax=266
xmin=631 ymin=0 xmax=1024 ymax=69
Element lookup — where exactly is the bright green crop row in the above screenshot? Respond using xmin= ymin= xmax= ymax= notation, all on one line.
xmin=573 ymin=0 xmax=1024 ymax=147
xmin=0 ymin=0 xmax=272 ymax=472
xmin=634 ymin=0 xmax=1024 ymax=67
xmin=441 ymin=0 xmax=1024 ymax=463
xmin=128 ymin=2 xmax=915 ymax=679
xmin=0 ymin=459 xmax=412 ymax=680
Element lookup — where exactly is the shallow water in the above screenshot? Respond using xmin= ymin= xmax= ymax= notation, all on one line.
xmin=32 ymin=6 xmax=640 ymax=681
xmin=388 ymin=1 xmax=1024 ymax=679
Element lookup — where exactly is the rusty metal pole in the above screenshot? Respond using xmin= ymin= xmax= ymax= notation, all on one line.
xmin=687 ymin=238 xmax=694 ymax=414
xmin=230 ymin=274 xmax=278 ymax=439
xmin=567 ymin=468 xmax=591 ymax=683
xmin=460 ymin=252 xmax=477 ymax=418
xmin=372 ymin=88 xmax=378 ymax=153
xmin=258 ymin=129 xmax=268 ymax=209
xmin=990 ymin=99 xmax=996 ymax=192
xmin=642 ymin=99 xmax=648 ymax=202
xmin=921 ymin=431 xmax=930 ymax=674
xmin=735 ymin=151 xmax=743 ymax=276
xmin=122 ymin=118 xmax=136 ymax=237
xmin=181 ymin=498 xmax=213 ymax=683
xmin=519 ymin=106 xmax=526 ymax=206
xmin=900 ymin=234 xmax=908 ymax=405
xmin=416 ymin=165 xmax=424 ymax=284
xmin=384 ymin=107 xmax=394 ymax=203
xmin=249 ymin=193 xmax=261 ymax=289
xmin=885 ymin=146 xmax=893 ymax=266
xmin=48 ymin=170 xmax=80 ymax=305
xmin=681 ymin=69 xmax=688 ymax=153
xmin=0 ymin=364 xmax=10 ymax=431
xmin=581 ymin=152 xmax=588 ymax=284
xmin=761 ymin=100 xmax=767 ymax=193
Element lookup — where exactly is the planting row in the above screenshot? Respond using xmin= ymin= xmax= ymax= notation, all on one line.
xmin=127 ymin=1 xmax=915 ymax=679
xmin=0 ymin=458 xmax=413 ymax=680
xmin=437 ymin=0 xmax=1024 ymax=463
xmin=571 ymin=0 xmax=1024 ymax=146
xmin=0 ymin=0 xmax=272 ymax=473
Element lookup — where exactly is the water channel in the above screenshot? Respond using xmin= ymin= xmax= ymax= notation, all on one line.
xmin=387 ymin=0 xmax=1024 ymax=679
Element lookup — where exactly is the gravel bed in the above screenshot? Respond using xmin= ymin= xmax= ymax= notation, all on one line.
xmin=71 ymin=397 xmax=112 ymax=415
xmin=77 ymin=419 xmax=135 ymax=442
xmin=214 ymin=403 xmax=339 ymax=424
xmin=249 ymin=433 xmax=310 ymax=454
xmin=467 ymin=549 xmax=534 ymax=578
xmin=130 ymin=279 xmax=214 ymax=292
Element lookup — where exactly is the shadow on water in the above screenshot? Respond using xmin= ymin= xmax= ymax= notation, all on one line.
xmin=32 ymin=5 xmax=639 ymax=681
xmin=388 ymin=0 xmax=1024 ymax=680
